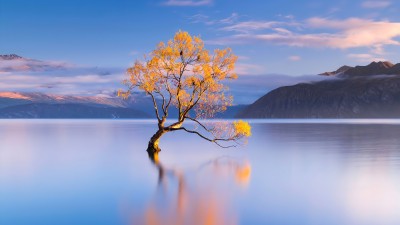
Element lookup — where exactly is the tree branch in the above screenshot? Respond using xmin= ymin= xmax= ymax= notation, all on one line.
xmin=148 ymin=92 xmax=162 ymax=122
xmin=155 ymin=90 xmax=167 ymax=117
xmin=184 ymin=116 xmax=210 ymax=132
xmin=169 ymin=127 xmax=237 ymax=148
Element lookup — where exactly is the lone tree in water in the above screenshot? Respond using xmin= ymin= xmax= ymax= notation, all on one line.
xmin=119 ymin=31 xmax=251 ymax=155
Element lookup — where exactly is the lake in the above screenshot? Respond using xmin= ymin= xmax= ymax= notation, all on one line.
xmin=1 ymin=119 xmax=400 ymax=225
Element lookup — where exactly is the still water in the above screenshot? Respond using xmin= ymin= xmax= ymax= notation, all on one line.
xmin=1 ymin=120 xmax=400 ymax=225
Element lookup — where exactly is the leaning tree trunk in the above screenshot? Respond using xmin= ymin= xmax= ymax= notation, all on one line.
xmin=147 ymin=129 xmax=165 ymax=155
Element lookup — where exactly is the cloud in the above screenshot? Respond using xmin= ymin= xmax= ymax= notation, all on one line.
xmin=0 ymin=71 xmax=124 ymax=96
xmin=288 ymin=55 xmax=301 ymax=61
xmin=189 ymin=14 xmax=215 ymax=25
xmin=221 ymin=21 xmax=285 ymax=33
xmin=219 ymin=13 xmax=239 ymax=24
xmin=0 ymin=57 xmax=70 ymax=73
xmin=347 ymin=54 xmax=386 ymax=62
xmin=234 ymin=63 xmax=266 ymax=75
xmin=189 ymin=13 xmax=240 ymax=26
xmin=212 ymin=17 xmax=400 ymax=52
xmin=361 ymin=1 xmax=391 ymax=8
xmin=0 ymin=56 xmax=125 ymax=96
xmin=163 ymin=0 xmax=212 ymax=6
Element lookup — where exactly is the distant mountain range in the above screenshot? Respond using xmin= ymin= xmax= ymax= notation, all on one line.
xmin=0 ymin=54 xmax=24 ymax=60
xmin=0 ymin=92 xmax=244 ymax=118
xmin=0 ymin=103 xmax=150 ymax=118
xmin=0 ymin=54 xmax=67 ymax=72
xmin=238 ymin=61 xmax=400 ymax=118
xmin=0 ymin=92 xmax=151 ymax=118
xmin=0 ymin=54 xmax=245 ymax=119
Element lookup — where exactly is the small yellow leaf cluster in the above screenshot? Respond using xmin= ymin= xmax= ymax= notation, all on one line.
xmin=233 ymin=120 xmax=252 ymax=137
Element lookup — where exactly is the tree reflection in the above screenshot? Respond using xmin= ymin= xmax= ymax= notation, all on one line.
xmin=132 ymin=152 xmax=251 ymax=225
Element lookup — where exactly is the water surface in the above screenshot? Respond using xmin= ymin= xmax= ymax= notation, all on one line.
xmin=1 ymin=120 xmax=400 ymax=225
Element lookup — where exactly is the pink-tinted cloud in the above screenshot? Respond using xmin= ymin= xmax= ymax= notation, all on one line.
xmin=347 ymin=54 xmax=387 ymax=63
xmin=214 ymin=17 xmax=400 ymax=51
xmin=234 ymin=63 xmax=266 ymax=75
xmin=0 ymin=56 xmax=125 ymax=96
xmin=288 ymin=55 xmax=301 ymax=61
xmin=304 ymin=17 xmax=400 ymax=48
xmin=0 ymin=57 xmax=70 ymax=73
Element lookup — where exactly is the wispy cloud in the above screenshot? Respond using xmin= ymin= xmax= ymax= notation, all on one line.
xmin=212 ymin=17 xmax=400 ymax=53
xmin=221 ymin=21 xmax=285 ymax=33
xmin=189 ymin=14 xmax=215 ymax=25
xmin=0 ymin=57 xmax=70 ymax=73
xmin=189 ymin=13 xmax=240 ymax=26
xmin=219 ymin=13 xmax=239 ymax=24
xmin=163 ymin=0 xmax=212 ymax=6
xmin=0 ymin=57 xmax=125 ymax=96
xmin=361 ymin=1 xmax=391 ymax=8
xmin=234 ymin=63 xmax=266 ymax=75
xmin=347 ymin=53 xmax=386 ymax=63
xmin=288 ymin=55 xmax=301 ymax=61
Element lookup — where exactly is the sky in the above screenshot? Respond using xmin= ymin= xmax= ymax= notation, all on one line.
xmin=1 ymin=0 xmax=400 ymax=103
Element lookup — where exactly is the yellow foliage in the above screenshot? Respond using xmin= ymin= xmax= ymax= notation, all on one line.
xmin=233 ymin=120 xmax=252 ymax=137
xmin=120 ymin=30 xmax=251 ymax=146
xmin=122 ymin=30 xmax=240 ymax=119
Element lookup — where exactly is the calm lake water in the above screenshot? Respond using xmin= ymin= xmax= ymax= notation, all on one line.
xmin=1 ymin=119 xmax=400 ymax=225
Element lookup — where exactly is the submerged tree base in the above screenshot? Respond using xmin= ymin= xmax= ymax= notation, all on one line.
xmin=147 ymin=129 xmax=164 ymax=155
xmin=147 ymin=147 xmax=160 ymax=165
xmin=147 ymin=143 xmax=161 ymax=155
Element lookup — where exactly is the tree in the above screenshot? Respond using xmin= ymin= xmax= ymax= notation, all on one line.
xmin=119 ymin=31 xmax=251 ymax=155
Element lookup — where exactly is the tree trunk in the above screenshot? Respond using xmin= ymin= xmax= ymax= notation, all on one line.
xmin=147 ymin=129 xmax=165 ymax=155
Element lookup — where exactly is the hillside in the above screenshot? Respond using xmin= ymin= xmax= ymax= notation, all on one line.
xmin=238 ymin=61 xmax=400 ymax=118
xmin=0 ymin=103 xmax=150 ymax=118
xmin=0 ymin=92 xmax=243 ymax=119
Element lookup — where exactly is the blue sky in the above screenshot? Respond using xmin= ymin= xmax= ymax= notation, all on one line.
xmin=1 ymin=0 xmax=400 ymax=103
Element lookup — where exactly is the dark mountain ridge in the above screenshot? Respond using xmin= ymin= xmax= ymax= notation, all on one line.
xmin=320 ymin=61 xmax=400 ymax=78
xmin=239 ymin=61 xmax=400 ymax=118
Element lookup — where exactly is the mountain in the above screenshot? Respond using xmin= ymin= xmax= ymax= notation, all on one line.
xmin=0 ymin=103 xmax=149 ymax=118
xmin=214 ymin=105 xmax=248 ymax=118
xmin=0 ymin=54 xmax=66 ymax=72
xmin=0 ymin=54 xmax=24 ymax=60
xmin=320 ymin=61 xmax=400 ymax=78
xmin=0 ymin=92 xmax=152 ymax=118
xmin=238 ymin=61 xmax=400 ymax=118
xmin=0 ymin=54 xmax=244 ymax=119
xmin=0 ymin=92 xmax=243 ymax=119
xmin=0 ymin=92 xmax=133 ymax=108
xmin=319 ymin=65 xmax=352 ymax=76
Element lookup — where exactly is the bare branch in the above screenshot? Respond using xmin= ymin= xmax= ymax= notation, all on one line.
xmin=148 ymin=92 xmax=162 ymax=122
xmin=155 ymin=90 xmax=167 ymax=117
xmin=169 ymin=127 xmax=237 ymax=148
xmin=184 ymin=116 xmax=210 ymax=132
